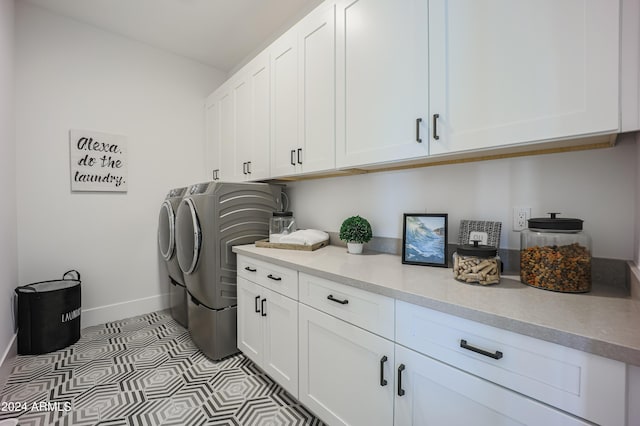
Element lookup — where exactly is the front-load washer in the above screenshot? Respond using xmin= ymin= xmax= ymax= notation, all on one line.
xmin=158 ymin=186 xmax=188 ymax=327
xmin=175 ymin=181 xmax=279 ymax=360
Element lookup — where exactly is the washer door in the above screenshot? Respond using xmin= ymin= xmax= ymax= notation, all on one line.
xmin=176 ymin=197 xmax=201 ymax=275
xmin=157 ymin=200 xmax=175 ymax=261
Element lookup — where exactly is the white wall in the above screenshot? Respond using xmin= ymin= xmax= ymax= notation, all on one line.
xmin=0 ymin=0 xmax=17 ymax=363
xmin=636 ymin=132 xmax=640 ymax=265
xmin=15 ymin=2 xmax=225 ymax=325
xmin=289 ymin=134 xmax=637 ymax=260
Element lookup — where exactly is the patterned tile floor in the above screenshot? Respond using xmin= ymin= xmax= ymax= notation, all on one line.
xmin=0 ymin=311 xmax=324 ymax=426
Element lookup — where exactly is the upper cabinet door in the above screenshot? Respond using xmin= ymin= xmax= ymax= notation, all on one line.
xmin=204 ymin=92 xmax=221 ymax=181
xmin=248 ymin=53 xmax=271 ymax=181
xmin=218 ymin=85 xmax=235 ymax=181
xmin=336 ymin=0 xmax=429 ymax=168
xmin=231 ymin=74 xmax=251 ymax=182
xmin=297 ymin=2 xmax=336 ymax=174
xmin=428 ymin=0 xmax=620 ymax=156
xmin=270 ymin=31 xmax=299 ymax=177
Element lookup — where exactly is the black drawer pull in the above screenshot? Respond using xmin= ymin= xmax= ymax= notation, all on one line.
xmin=290 ymin=150 xmax=296 ymax=166
xmin=380 ymin=355 xmax=388 ymax=386
xmin=297 ymin=148 xmax=303 ymax=164
xmin=460 ymin=339 xmax=503 ymax=360
xmin=397 ymin=364 xmax=405 ymax=396
xmin=327 ymin=294 xmax=348 ymax=305
xmin=254 ymin=295 xmax=260 ymax=313
xmin=261 ymin=298 xmax=267 ymax=317
xmin=433 ymin=113 xmax=440 ymax=140
xmin=244 ymin=266 xmax=257 ymax=272
xmin=416 ymin=118 xmax=422 ymax=143
xmin=267 ymin=274 xmax=282 ymax=281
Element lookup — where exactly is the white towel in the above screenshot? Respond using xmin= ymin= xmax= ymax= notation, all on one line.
xmin=279 ymin=229 xmax=329 ymax=246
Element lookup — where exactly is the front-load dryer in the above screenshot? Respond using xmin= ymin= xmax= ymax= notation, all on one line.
xmin=175 ymin=181 xmax=279 ymax=360
xmin=158 ymin=186 xmax=188 ymax=327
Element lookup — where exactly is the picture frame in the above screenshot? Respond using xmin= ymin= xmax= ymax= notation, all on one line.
xmin=402 ymin=213 xmax=448 ymax=267
xmin=458 ymin=220 xmax=502 ymax=248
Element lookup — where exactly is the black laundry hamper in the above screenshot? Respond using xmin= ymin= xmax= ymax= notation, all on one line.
xmin=15 ymin=270 xmax=82 ymax=355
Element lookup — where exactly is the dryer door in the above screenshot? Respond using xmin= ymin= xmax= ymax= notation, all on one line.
xmin=176 ymin=198 xmax=201 ymax=275
xmin=157 ymin=200 xmax=175 ymax=261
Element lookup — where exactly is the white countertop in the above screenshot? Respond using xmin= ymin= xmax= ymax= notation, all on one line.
xmin=233 ymin=244 xmax=640 ymax=366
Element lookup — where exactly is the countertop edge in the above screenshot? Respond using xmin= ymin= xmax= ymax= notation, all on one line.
xmin=234 ymin=246 xmax=640 ymax=366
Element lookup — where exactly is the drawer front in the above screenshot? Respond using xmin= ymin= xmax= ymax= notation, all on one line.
xmin=299 ymin=273 xmax=394 ymax=340
xmin=396 ymin=300 xmax=626 ymax=426
xmin=237 ymin=256 xmax=298 ymax=300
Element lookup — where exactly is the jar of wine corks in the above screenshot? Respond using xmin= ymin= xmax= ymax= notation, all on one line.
xmin=453 ymin=240 xmax=501 ymax=285
xmin=520 ymin=213 xmax=591 ymax=293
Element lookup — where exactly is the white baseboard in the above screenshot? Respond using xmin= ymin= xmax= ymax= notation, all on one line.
xmin=0 ymin=333 xmax=17 ymax=391
xmin=81 ymin=293 xmax=170 ymax=329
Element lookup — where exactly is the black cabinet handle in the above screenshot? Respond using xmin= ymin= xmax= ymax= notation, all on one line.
xmin=212 ymin=169 xmax=219 ymax=180
xmin=327 ymin=294 xmax=348 ymax=305
xmin=297 ymin=148 xmax=303 ymax=164
xmin=244 ymin=266 xmax=257 ymax=272
xmin=433 ymin=114 xmax=440 ymax=140
xmin=261 ymin=298 xmax=267 ymax=317
xmin=380 ymin=356 xmax=388 ymax=386
xmin=460 ymin=339 xmax=503 ymax=360
xmin=397 ymin=364 xmax=405 ymax=396
xmin=416 ymin=118 xmax=422 ymax=143
xmin=243 ymin=162 xmax=247 ymax=175
xmin=290 ymin=150 xmax=296 ymax=166
xmin=267 ymin=274 xmax=282 ymax=281
xmin=254 ymin=295 xmax=260 ymax=313
xmin=247 ymin=161 xmax=251 ymax=174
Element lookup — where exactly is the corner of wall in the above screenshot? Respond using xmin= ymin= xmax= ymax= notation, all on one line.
xmin=0 ymin=333 xmax=17 ymax=391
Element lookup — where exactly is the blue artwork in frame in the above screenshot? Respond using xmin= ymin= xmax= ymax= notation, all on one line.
xmin=402 ymin=213 xmax=448 ymax=267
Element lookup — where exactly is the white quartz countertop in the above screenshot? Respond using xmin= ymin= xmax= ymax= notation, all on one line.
xmin=233 ymin=244 xmax=640 ymax=366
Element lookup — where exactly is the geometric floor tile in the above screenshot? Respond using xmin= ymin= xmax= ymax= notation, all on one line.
xmin=0 ymin=311 xmax=325 ymax=426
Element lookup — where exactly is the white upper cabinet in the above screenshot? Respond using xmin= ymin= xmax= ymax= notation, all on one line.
xmin=335 ymin=0 xmax=429 ymax=168
xmin=205 ymin=81 xmax=234 ymax=182
xmin=204 ymin=91 xmax=221 ymax=181
xmin=207 ymin=0 xmax=629 ymax=179
xmin=230 ymin=73 xmax=251 ymax=182
xmin=428 ymin=0 xmax=620 ymax=155
xmin=233 ymin=53 xmax=271 ymax=181
xmin=270 ymin=2 xmax=337 ymax=178
xmin=270 ymin=30 xmax=300 ymax=177
xmin=218 ymin=83 xmax=235 ymax=181
xmin=248 ymin=54 xmax=271 ymax=180
xmin=297 ymin=2 xmax=336 ymax=175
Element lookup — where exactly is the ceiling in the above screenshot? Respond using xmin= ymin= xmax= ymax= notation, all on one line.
xmin=22 ymin=0 xmax=324 ymax=73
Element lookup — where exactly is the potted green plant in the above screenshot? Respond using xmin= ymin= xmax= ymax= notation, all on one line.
xmin=339 ymin=215 xmax=372 ymax=254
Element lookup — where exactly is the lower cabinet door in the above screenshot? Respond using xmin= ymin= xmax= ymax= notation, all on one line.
xmin=263 ymin=287 xmax=299 ymax=397
xmin=299 ymin=304 xmax=394 ymax=426
xmin=394 ymin=345 xmax=590 ymax=426
xmin=237 ymin=277 xmax=263 ymax=364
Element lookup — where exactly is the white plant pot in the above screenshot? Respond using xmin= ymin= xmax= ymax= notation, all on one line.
xmin=347 ymin=242 xmax=364 ymax=254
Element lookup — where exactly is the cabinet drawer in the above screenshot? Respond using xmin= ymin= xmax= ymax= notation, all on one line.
xmin=299 ymin=273 xmax=394 ymax=340
xmin=237 ymin=256 xmax=298 ymax=299
xmin=396 ymin=301 xmax=626 ymax=426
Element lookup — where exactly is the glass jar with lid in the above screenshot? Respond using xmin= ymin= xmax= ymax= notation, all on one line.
xmin=269 ymin=211 xmax=296 ymax=243
xmin=453 ymin=240 xmax=501 ymax=285
xmin=520 ymin=213 xmax=591 ymax=293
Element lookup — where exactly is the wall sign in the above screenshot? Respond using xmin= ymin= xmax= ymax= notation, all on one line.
xmin=69 ymin=129 xmax=128 ymax=192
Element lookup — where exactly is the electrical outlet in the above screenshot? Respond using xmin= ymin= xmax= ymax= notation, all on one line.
xmin=512 ymin=207 xmax=531 ymax=231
